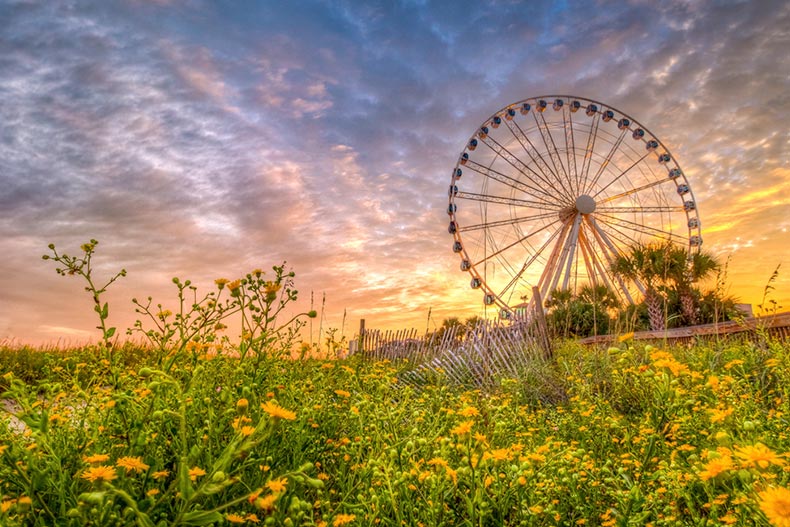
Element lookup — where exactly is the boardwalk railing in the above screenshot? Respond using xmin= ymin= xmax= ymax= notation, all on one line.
xmin=579 ymin=312 xmax=790 ymax=346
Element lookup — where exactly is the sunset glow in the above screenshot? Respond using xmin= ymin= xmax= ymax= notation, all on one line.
xmin=1 ymin=1 xmax=788 ymax=345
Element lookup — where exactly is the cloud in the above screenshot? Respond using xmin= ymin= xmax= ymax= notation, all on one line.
xmin=1 ymin=0 xmax=789 ymax=344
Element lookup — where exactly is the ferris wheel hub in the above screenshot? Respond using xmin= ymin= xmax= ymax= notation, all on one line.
xmin=575 ymin=195 xmax=596 ymax=214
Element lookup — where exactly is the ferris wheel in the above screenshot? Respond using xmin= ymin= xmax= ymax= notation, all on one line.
xmin=447 ymin=95 xmax=702 ymax=317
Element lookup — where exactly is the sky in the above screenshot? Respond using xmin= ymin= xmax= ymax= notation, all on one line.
xmin=1 ymin=0 xmax=789 ymax=346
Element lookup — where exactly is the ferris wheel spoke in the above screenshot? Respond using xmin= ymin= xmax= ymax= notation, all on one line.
xmin=595 ymin=218 xmax=642 ymax=248
xmin=596 ymin=205 xmax=685 ymax=214
xmin=537 ymin=219 xmax=573 ymax=302
xmin=578 ymin=228 xmax=611 ymax=294
xmin=533 ymin=111 xmax=574 ymax=194
xmin=592 ymin=152 xmax=653 ymax=199
xmin=584 ymin=128 xmax=628 ymax=195
xmin=584 ymin=217 xmax=639 ymax=301
xmin=472 ymin=218 xmax=562 ymax=267
xmin=455 ymin=191 xmax=560 ymax=211
xmin=459 ymin=210 xmax=558 ymax=233
xmin=563 ymin=105 xmax=579 ymax=196
xmin=497 ymin=226 xmax=563 ymax=299
xmin=579 ymin=228 xmax=631 ymax=305
xmin=464 ymin=158 xmax=558 ymax=206
xmin=479 ymin=134 xmax=570 ymax=204
xmin=499 ymin=225 xmax=561 ymax=304
xmin=579 ymin=112 xmax=601 ymax=192
xmin=557 ymin=214 xmax=583 ymax=291
xmin=594 ymin=212 xmax=687 ymax=244
xmin=504 ymin=119 xmax=574 ymax=201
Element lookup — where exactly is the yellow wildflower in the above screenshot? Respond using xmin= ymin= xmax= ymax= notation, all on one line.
xmin=652 ymin=357 xmax=689 ymax=376
xmin=227 ymin=279 xmax=242 ymax=293
xmin=83 ymin=453 xmax=110 ymax=464
xmin=266 ymin=478 xmax=288 ymax=493
xmin=116 ymin=456 xmax=150 ymax=474
xmin=264 ymin=281 xmax=281 ymax=294
xmin=724 ymin=359 xmax=744 ymax=370
xmin=146 ymin=489 xmax=160 ymax=497
xmin=333 ymin=513 xmax=356 ymax=526
xmin=759 ymin=486 xmax=790 ymax=527
xmin=698 ymin=456 xmax=734 ymax=481
xmin=459 ymin=406 xmax=479 ymax=417
xmin=225 ymin=513 xmax=246 ymax=524
xmin=485 ymin=448 xmax=511 ymax=462
xmin=152 ymin=470 xmax=170 ymax=480
xmin=736 ymin=444 xmax=785 ymax=470
xmin=261 ymin=401 xmax=297 ymax=420
xmin=334 ymin=389 xmax=351 ymax=398
xmin=254 ymin=494 xmax=278 ymax=511
xmin=188 ymin=466 xmax=206 ymax=481
xmin=427 ymin=457 xmax=448 ymax=468
xmin=709 ymin=406 xmax=735 ymax=424
xmin=81 ymin=465 xmax=118 ymax=483
xmin=215 ymin=278 xmax=229 ymax=289
xmin=451 ymin=420 xmax=474 ymax=436
xmin=239 ymin=425 xmax=256 ymax=437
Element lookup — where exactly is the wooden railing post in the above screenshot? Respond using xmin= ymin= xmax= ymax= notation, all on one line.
xmin=357 ymin=319 xmax=365 ymax=356
xmin=532 ymin=286 xmax=553 ymax=360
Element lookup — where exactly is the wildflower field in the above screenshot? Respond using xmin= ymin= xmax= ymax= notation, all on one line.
xmin=2 ymin=336 xmax=790 ymax=526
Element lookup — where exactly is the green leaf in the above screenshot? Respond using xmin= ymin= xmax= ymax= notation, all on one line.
xmin=105 ymin=327 xmax=116 ymax=339
xmin=101 ymin=302 xmax=109 ymax=320
xmin=135 ymin=513 xmax=155 ymax=527
xmin=180 ymin=510 xmax=223 ymax=525
xmin=177 ymin=463 xmax=194 ymax=501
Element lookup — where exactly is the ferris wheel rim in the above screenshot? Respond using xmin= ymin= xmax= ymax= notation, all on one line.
xmin=447 ymin=94 xmax=703 ymax=315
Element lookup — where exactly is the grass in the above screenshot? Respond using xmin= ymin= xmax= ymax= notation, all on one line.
xmin=1 ymin=337 xmax=789 ymax=526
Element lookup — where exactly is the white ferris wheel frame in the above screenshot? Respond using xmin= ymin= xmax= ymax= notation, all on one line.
xmin=447 ymin=95 xmax=703 ymax=317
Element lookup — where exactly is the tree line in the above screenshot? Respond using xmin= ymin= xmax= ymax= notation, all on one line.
xmin=546 ymin=241 xmax=737 ymax=338
xmin=435 ymin=241 xmax=740 ymax=341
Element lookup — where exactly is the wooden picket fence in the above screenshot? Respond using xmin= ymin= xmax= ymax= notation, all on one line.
xmin=579 ymin=311 xmax=790 ymax=346
xmin=348 ymin=300 xmax=553 ymax=388
xmin=348 ymin=308 xmax=789 ymax=388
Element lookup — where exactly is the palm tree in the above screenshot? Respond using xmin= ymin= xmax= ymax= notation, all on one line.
xmin=666 ymin=248 xmax=720 ymax=326
xmin=577 ymin=284 xmax=621 ymax=312
xmin=611 ymin=242 xmax=681 ymax=331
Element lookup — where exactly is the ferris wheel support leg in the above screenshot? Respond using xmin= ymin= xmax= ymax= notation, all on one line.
xmin=577 ymin=230 xmax=598 ymax=287
xmin=536 ymin=219 xmax=573 ymax=305
xmin=498 ymin=226 xmax=563 ymax=300
xmin=560 ymin=214 xmax=583 ymax=291
xmin=586 ymin=216 xmax=639 ymax=304
xmin=579 ymin=228 xmax=619 ymax=300
xmin=545 ymin=216 xmax=580 ymax=301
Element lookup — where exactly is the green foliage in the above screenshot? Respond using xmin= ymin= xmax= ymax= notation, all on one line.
xmin=2 ymin=339 xmax=790 ymax=525
xmin=545 ymin=286 xmax=619 ymax=338
xmin=7 ymin=238 xmax=785 ymax=525
xmin=42 ymin=240 xmax=126 ymax=352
